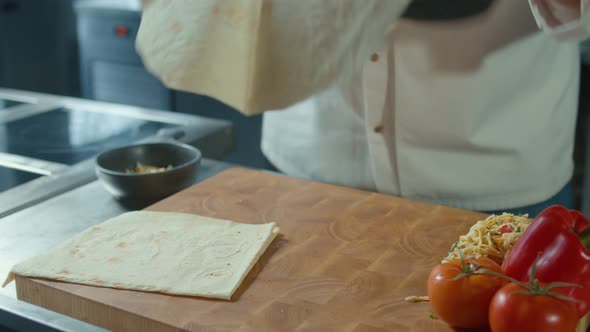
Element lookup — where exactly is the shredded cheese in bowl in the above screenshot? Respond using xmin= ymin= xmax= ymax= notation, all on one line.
xmin=125 ymin=162 xmax=173 ymax=174
xmin=443 ymin=213 xmax=532 ymax=265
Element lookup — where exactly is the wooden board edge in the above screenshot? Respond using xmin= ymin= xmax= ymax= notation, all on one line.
xmin=15 ymin=276 xmax=180 ymax=332
xmin=145 ymin=166 xmax=251 ymax=210
xmin=197 ymin=166 xmax=251 ymax=183
xmin=186 ymin=167 xmax=490 ymax=217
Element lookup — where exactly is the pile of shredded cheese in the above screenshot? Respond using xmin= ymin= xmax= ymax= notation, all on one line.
xmin=126 ymin=162 xmax=173 ymax=174
xmin=443 ymin=213 xmax=532 ymax=265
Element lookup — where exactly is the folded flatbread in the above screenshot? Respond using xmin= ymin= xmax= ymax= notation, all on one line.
xmin=3 ymin=211 xmax=279 ymax=300
xmin=136 ymin=0 xmax=410 ymax=115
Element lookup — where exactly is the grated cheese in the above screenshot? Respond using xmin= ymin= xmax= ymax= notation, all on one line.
xmin=443 ymin=213 xmax=532 ymax=265
xmin=405 ymin=295 xmax=430 ymax=302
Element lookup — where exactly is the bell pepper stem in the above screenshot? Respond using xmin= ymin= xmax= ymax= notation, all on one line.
xmin=578 ymin=227 xmax=590 ymax=249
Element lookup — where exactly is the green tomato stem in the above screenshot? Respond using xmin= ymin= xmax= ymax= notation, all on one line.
xmin=578 ymin=227 xmax=590 ymax=249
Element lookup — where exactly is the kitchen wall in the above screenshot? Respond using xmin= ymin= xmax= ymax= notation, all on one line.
xmin=0 ymin=0 xmax=79 ymax=96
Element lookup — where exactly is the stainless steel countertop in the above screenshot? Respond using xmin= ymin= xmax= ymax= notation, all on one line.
xmin=0 ymin=158 xmax=237 ymax=331
xmin=0 ymin=88 xmax=235 ymax=219
xmin=0 ymin=294 xmax=108 ymax=332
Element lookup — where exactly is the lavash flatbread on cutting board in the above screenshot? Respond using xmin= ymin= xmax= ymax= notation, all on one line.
xmin=2 ymin=211 xmax=280 ymax=300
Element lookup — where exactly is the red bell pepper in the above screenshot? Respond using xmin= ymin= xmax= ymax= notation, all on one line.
xmin=502 ymin=205 xmax=590 ymax=318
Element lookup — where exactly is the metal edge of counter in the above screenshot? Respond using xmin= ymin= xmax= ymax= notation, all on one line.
xmin=0 ymin=124 xmax=234 ymax=220
xmin=0 ymin=294 xmax=108 ymax=332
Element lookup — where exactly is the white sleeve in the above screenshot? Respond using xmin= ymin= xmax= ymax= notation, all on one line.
xmin=136 ymin=0 xmax=410 ymax=115
xmin=529 ymin=0 xmax=590 ymax=41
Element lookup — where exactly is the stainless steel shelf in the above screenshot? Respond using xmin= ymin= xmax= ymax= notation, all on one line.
xmin=0 ymin=88 xmax=234 ymax=218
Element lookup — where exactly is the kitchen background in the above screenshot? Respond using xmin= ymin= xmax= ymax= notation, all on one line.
xmin=0 ymin=0 xmax=268 ymax=170
xmin=0 ymin=0 xmax=589 ymax=213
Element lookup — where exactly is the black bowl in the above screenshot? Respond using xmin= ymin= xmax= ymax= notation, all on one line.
xmin=95 ymin=142 xmax=201 ymax=203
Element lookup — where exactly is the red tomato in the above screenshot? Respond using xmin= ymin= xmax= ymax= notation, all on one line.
xmin=489 ymin=282 xmax=578 ymax=332
xmin=427 ymin=257 xmax=506 ymax=329
xmin=500 ymin=225 xmax=512 ymax=234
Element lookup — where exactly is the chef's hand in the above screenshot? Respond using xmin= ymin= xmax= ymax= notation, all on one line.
xmin=532 ymin=0 xmax=581 ymax=26
xmin=554 ymin=0 xmax=579 ymax=7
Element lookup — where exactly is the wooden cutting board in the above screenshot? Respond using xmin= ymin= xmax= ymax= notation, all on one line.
xmin=15 ymin=168 xmax=514 ymax=331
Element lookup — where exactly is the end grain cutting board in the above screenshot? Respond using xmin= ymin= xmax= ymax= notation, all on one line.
xmin=15 ymin=168 xmax=515 ymax=331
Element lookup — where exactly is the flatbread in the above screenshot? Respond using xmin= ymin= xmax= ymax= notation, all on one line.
xmin=136 ymin=0 xmax=410 ymax=115
xmin=3 ymin=211 xmax=280 ymax=300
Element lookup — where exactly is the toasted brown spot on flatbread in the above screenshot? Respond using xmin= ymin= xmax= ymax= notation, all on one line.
xmin=91 ymin=226 xmax=102 ymax=231
xmin=115 ymin=242 xmax=127 ymax=248
xmin=90 ymin=277 xmax=105 ymax=284
xmin=108 ymin=257 xmax=123 ymax=263
xmin=57 ymin=269 xmax=71 ymax=275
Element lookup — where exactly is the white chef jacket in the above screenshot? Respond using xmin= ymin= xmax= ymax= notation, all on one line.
xmin=261 ymin=0 xmax=590 ymax=211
